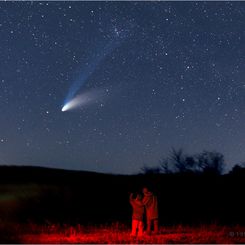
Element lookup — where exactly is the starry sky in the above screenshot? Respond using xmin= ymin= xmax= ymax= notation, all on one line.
xmin=0 ymin=1 xmax=245 ymax=174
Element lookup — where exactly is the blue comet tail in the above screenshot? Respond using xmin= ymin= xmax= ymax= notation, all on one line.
xmin=63 ymin=29 xmax=127 ymax=108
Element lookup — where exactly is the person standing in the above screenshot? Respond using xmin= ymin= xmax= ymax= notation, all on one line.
xmin=129 ymin=193 xmax=144 ymax=237
xmin=142 ymin=187 xmax=159 ymax=235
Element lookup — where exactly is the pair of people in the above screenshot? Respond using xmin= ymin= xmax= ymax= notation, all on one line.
xmin=129 ymin=187 xmax=159 ymax=237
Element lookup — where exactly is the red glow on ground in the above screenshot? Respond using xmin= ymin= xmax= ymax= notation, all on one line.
xmin=15 ymin=224 xmax=245 ymax=244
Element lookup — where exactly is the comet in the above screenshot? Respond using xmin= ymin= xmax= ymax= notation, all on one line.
xmin=61 ymin=25 xmax=129 ymax=112
xmin=61 ymin=89 xmax=104 ymax=112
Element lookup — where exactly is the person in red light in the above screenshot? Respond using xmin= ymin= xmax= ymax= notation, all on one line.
xmin=129 ymin=193 xmax=144 ymax=237
xmin=142 ymin=187 xmax=159 ymax=235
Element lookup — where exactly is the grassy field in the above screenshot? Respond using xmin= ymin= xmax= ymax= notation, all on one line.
xmin=2 ymin=223 xmax=245 ymax=244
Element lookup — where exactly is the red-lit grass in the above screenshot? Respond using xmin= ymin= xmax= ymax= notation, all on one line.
xmin=9 ymin=223 xmax=244 ymax=244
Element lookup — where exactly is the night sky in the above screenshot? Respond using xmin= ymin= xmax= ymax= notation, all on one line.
xmin=1 ymin=2 xmax=245 ymax=174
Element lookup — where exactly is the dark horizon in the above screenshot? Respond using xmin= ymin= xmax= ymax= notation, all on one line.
xmin=0 ymin=147 xmax=242 ymax=176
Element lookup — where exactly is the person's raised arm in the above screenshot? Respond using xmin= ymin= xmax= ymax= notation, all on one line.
xmin=129 ymin=193 xmax=134 ymax=204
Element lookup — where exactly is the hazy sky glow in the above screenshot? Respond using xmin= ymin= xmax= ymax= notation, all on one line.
xmin=1 ymin=2 xmax=245 ymax=174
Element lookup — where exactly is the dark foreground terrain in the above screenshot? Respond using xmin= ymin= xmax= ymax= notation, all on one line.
xmin=0 ymin=165 xmax=245 ymax=243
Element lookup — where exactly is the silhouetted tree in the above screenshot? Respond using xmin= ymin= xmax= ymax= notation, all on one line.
xmin=159 ymin=148 xmax=224 ymax=175
xmin=185 ymin=156 xmax=196 ymax=170
xmin=196 ymin=151 xmax=224 ymax=175
xmin=160 ymin=148 xmax=195 ymax=173
xmin=170 ymin=148 xmax=187 ymax=172
xmin=160 ymin=158 xmax=172 ymax=174
xmin=229 ymin=162 xmax=245 ymax=175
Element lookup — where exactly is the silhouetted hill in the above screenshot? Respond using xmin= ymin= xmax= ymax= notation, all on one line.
xmin=0 ymin=165 xmax=111 ymax=184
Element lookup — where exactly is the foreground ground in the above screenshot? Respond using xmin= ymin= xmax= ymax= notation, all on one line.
xmin=2 ymin=223 xmax=245 ymax=244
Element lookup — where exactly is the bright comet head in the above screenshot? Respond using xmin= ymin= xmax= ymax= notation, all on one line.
xmin=61 ymin=104 xmax=70 ymax=112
